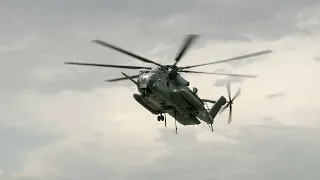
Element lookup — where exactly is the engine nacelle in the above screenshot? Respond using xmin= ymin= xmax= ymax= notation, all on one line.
xmin=174 ymin=75 xmax=190 ymax=86
xmin=181 ymin=89 xmax=206 ymax=111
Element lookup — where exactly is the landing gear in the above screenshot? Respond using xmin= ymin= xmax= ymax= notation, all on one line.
xmin=157 ymin=113 xmax=167 ymax=128
xmin=174 ymin=111 xmax=178 ymax=134
xmin=207 ymin=123 xmax=214 ymax=132
xmin=157 ymin=112 xmax=177 ymax=134
xmin=157 ymin=114 xmax=164 ymax=121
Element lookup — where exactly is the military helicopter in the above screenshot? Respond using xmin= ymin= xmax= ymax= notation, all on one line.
xmin=65 ymin=34 xmax=272 ymax=134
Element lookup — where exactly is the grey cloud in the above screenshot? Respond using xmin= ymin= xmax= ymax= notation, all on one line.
xmin=0 ymin=34 xmax=152 ymax=93
xmin=261 ymin=117 xmax=284 ymax=126
xmin=265 ymin=92 xmax=286 ymax=99
xmin=2 ymin=0 xmax=318 ymax=94
xmin=1 ymin=1 xmax=320 ymax=180
xmin=31 ymin=150 xmax=117 ymax=180
xmin=2 ymin=0 xmax=318 ymax=42
xmin=143 ymin=0 xmax=320 ymax=40
xmin=314 ymin=57 xmax=320 ymax=61
xmin=262 ymin=116 xmax=275 ymax=120
xmin=211 ymin=69 xmax=247 ymax=87
xmin=133 ymin=125 xmax=320 ymax=180
xmin=0 ymin=123 xmax=57 ymax=173
xmin=213 ymin=77 xmax=244 ymax=87
xmin=5 ymin=125 xmax=319 ymax=180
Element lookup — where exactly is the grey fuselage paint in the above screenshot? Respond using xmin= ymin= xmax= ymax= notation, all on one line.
xmin=132 ymin=66 xmax=226 ymax=126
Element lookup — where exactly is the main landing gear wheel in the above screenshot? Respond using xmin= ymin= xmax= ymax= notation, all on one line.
xmin=157 ymin=114 xmax=164 ymax=121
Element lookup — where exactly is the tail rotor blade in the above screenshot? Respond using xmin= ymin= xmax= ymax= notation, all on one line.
xmin=220 ymin=83 xmax=240 ymax=124
xmin=228 ymin=105 xmax=232 ymax=124
xmin=226 ymin=83 xmax=231 ymax=101
xmin=232 ymin=88 xmax=241 ymax=101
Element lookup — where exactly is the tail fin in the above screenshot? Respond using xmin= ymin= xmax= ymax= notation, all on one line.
xmin=209 ymin=96 xmax=227 ymax=120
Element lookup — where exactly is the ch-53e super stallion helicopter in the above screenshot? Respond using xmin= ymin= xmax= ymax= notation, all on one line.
xmin=65 ymin=34 xmax=272 ymax=134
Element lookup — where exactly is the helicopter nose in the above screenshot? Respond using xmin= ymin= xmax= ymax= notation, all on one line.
xmin=148 ymin=79 xmax=155 ymax=87
xmin=147 ymin=75 xmax=157 ymax=87
xmin=138 ymin=75 xmax=148 ymax=88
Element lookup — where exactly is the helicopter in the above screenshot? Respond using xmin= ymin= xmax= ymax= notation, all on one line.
xmin=65 ymin=34 xmax=272 ymax=134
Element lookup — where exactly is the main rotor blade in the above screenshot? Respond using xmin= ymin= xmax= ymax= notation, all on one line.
xmin=105 ymin=74 xmax=139 ymax=82
xmin=64 ymin=62 xmax=152 ymax=70
xmin=121 ymin=72 xmax=138 ymax=85
xmin=173 ymin=34 xmax=199 ymax=66
xmin=92 ymin=39 xmax=163 ymax=67
xmin=180 ymin=49 xmax=273 ymax=69
xmin=180 ymin=70 xmax=258 ymax=78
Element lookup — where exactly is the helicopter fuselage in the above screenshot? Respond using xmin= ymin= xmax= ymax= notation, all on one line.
xmin=64 ymin=34 xmax=270 ymax=132
xmin=132 ymin=67 xmax=226 ymax=126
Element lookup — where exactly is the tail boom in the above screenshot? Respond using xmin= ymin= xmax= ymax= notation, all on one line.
xmin=197 ymin=96 xmax=227 ymax=124
xmin=209 ymin=96 xmax=227 ymax=122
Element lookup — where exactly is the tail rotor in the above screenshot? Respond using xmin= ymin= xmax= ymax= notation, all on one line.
xmin=220 ymin=83 xmax=241 ymax=124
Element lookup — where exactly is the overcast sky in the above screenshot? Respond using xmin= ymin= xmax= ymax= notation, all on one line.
xmin=1 ymin=0 xmax=320 ymax=179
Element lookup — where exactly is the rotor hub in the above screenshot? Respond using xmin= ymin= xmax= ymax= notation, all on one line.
xmin=219 ymin=83 xmax=241 ymax=124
